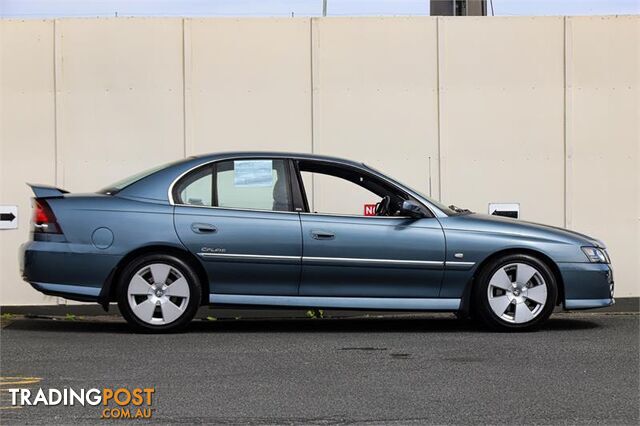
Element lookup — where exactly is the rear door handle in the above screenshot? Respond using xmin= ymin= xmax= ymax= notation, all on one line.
xmin=191 ymin=223 xmax=217 ymax=234
xmin=311 ymin=230 xmax=335 ymax=240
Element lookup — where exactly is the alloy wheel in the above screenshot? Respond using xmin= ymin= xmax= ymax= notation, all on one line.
xmin=127 ymin=263 xmax=191 ymax=325
xmin=486 ymin=262 xmax=548 ymax=324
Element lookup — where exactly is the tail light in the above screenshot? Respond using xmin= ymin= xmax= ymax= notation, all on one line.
xmin=32 ymin=199 xmax=62 ymax=234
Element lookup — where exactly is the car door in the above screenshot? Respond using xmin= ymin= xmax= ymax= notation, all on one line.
xmin=296 ymin=160 xmax=446 ymax=298
xmin=173 ymin=158 xmax=302 ymax=296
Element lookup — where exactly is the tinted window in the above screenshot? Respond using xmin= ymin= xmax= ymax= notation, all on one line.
xmin=216 ymin=159 xmax=292 ymax=211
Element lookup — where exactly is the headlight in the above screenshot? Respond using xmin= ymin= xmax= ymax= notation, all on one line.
xmin=581 ymin=246 xmax=609 ymax=263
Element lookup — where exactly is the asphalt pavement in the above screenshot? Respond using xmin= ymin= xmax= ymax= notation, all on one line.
xmin=1 ymin=312 xmax=638 ymax=425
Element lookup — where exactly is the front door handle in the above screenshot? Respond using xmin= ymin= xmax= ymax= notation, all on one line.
xmin=191 ymin=223 xmax=217 ymax=234
xmin=311 ymin=230 xmax=335 ymax=240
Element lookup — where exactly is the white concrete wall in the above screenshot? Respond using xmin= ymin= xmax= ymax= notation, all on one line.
xmin=311 ymin=17 xmax=440 ymax=214
xmin=564 ymin=16 xmax=640 ymax=301
xmin=0 ymin=16 xmax=638 ymax=306
xmin=54 ymin=19 xmax=186 ymax=193
xmin=185 ymin=18 xmax=312 ymax=155
xmin=1 ymin=20 xmax=58 ymax=305
xmin=439 ymin=17 xmax=566 ymax=227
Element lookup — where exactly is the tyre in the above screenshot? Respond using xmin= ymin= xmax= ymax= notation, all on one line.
xmin=117 ymin=253 xmax=201 ymax=333
xmin=473 ymin=254 xmax=557 ymax=331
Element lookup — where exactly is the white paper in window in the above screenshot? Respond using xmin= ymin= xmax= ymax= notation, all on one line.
xmin=233 ymin=160 xmax=273 ymax=187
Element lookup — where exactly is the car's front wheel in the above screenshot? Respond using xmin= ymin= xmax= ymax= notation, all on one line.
xmin=473 ymin=254 xmax=557 ymax=331
xmin=117 ymin=254 xmax=201 ymax=333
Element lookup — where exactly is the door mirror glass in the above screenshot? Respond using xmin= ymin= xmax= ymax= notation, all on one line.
xmin=400 ymin=200 xmax=424 ymax=218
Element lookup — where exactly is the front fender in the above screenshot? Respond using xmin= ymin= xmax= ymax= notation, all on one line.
xmin=438 ymin=215 xmax=590 ymax=301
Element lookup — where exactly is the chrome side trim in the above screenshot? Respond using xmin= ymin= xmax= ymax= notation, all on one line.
xmin=198 ymin=253 xmax=300 ymax=262
xmin=565 ymin=298 xmax=614 ymax=310
xmin=167 ymin=155 xmax=441 ymax=217
xmin=198 ymin=253 xmax=445 ymax=268
xmin=445 ymin=261 xmax=476 ymax=270
xmin=210 ymin=294 xmax=461 ymax=311
xmin=299 ymin=212 xmax=413 ymax=219
xmin=174 ymin=203 xmax=299 ymax=215
xmin=175 ymin=203 xmax=413 ymax=218
xmin=304 ymin=256 xmax=444 ymax=268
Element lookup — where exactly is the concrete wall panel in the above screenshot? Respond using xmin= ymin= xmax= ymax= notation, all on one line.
xmin=439 ymin=17 xmax=565 ymax=226
xmin=311 ymin=17 xmax=440 ymax=214
xmin=0 ymin=16 xmax=638 ymax=305
xmin=186 ymin=18 xmax=312 ymax=155
xmin=566 ymin=16 xmax=639 ymax=297
xmin=0 ymin=20 xmax=57 ymax=305
xmin=55 ymin=18 xmax=185 ymax=192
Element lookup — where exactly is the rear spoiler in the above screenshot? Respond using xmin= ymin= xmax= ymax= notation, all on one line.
xmin=27 ymin=183 xmax=69 ymax=198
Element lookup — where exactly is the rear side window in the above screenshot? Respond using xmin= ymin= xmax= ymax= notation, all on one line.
xmin=216 ymin=159 xmax=291 ymax=211
xmin=173 ymin=159 xmax=292 ymax=212
xmin=175 ymin=166 xmax=213 ymax=206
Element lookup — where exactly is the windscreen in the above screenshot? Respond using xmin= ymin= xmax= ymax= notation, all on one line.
xmin=363 ymin=164 xmax=458 ymax=216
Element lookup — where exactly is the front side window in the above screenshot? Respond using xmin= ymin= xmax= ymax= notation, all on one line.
xmin=297 ymin=161 xmax=412 ymax=217
xmin=174 ymin=159 xmax=292 ymax=212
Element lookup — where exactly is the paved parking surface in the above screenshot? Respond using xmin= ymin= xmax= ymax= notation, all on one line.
xmin=1 ymin=313 xmax=638 ymax=425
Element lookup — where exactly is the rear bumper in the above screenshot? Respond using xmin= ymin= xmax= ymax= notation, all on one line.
xmin=29 ymin=282 xmax=101 ymax=302
xmin=559 ymin=262 xmax=615 ymax=310
xmin=20 ymin=241 xmax=121 ymax=302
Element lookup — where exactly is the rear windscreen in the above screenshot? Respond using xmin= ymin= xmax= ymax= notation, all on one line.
xmin=98 ymin=159 xmax=186 ymax=195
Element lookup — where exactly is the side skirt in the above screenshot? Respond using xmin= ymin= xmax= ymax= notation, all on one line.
xmin=209 ymin=294 xmax=461 ymax=311
xmin=565 ymin=298 xmax=614 ymax=310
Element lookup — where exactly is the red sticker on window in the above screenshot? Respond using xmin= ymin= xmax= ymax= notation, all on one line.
xmin=364 ymin=204 xmax=377 ymax=216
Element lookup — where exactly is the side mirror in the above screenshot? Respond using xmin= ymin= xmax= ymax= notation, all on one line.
xmin=400 ymin=200 xmax=424 ymax=218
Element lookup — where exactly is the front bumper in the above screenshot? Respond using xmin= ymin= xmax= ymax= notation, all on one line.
xmin=20 ymin=241 xmax=121 ymax=302
xmin=559 ymin=262 xmax=614 ymax=310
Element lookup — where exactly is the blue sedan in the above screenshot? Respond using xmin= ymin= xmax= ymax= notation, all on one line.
xmin=20 ymin=152 xmax=614 ymax=332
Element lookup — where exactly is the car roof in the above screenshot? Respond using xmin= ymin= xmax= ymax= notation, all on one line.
xmin=192 ymin=151 xmax=366 ymax=168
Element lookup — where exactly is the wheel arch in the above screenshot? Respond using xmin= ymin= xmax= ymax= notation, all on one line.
xmin=98 ymin=244 xmax=210 ymax=310
xmin=459 ymin=247 xmax=565 ymax=315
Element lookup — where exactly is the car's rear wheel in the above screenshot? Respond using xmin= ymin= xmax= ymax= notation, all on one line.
xmin=473 ymin=254 xmax=557 ymax=331
xmin=117 ymin=254 xmax=201 ymax=333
